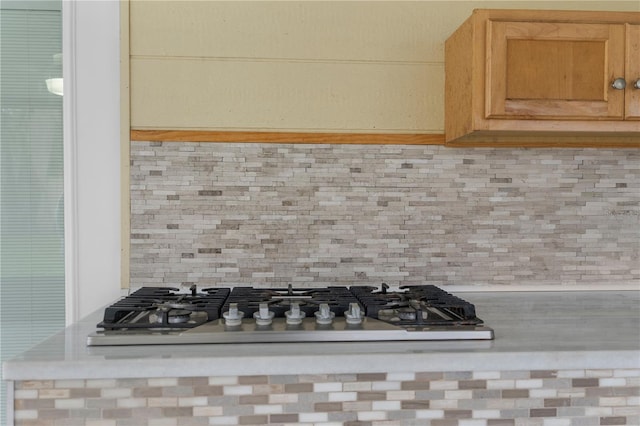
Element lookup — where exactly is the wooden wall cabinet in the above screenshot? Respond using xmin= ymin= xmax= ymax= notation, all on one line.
xmin=445 ymin=9 xmax=640 ymax=147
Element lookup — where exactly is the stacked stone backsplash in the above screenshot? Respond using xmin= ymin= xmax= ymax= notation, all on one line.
xmin=12 ymin=368 xmax=640 ymax=425
xmin=130 ymin=142 xmax=639 ymax=289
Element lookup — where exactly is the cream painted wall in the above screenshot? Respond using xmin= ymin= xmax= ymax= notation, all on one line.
xmin=128 ymin=0 xmax=640 ymax=133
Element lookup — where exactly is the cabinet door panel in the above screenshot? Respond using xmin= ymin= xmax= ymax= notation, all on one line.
xmin=505 ymin=39 xmax=604 ymax=101
xmin=626 ymin=24 xmax=640 ymax=120
xmin=487 ymin=21 xmax=626 ymax=120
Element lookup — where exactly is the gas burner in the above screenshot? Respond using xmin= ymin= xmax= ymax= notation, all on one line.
xmin=380 ymin=307 xmax=419 ymax=321
xmin=149 ymin=308 xmax=206 ymax=325
xmin=98 ymin=286 xmax=229 ymax=330
xmin=165 ymin=310 xmax=192 ymax=324
xmin=350 ymin=284 xmax=483 ymax=326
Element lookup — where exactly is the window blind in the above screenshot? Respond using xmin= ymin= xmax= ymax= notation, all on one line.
xmin=0 ymin=4 xmax=64 ymax=424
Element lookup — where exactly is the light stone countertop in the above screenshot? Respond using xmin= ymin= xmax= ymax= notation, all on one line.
xmin=3 ymin=291 xmax=639 ymax=381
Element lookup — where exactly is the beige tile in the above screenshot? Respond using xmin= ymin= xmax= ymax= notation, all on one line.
xmin=13 ymin=409 xmax=38 ymax=420
xmin=238 ymin=375 xmax=269 ymax=385
xmin=54 ymin=380 xmax=85 ymax=388
xmin=147 ymin=397 xmax=178 ymax=407
xmin=148 ymin=418 xmax=178 ymax=426
xmin=253 ymin=404 xmax=283 ymax=415
xmin=252 ymin=384 xmax=284 ymax=395
xmin=18 ymin=381 xmax=54 ymax=390
xmin=209 ymin=376 xmax=238 ymax=385
xmin=313 ymin=382 xmax=342 ymax=393
xmin=14 ymin=390 xmax=38 ymax=399
xmin=69 ymin=388 xmax=101 ymax=398
xmin=344 ymin=381 xmax=372 ymax=392
xmin=515 ymin=379 xmax=543 ymax=389
xmin=444 ymin=390 xmax=473 ymax=400
xmin=177 ymin=396 xmax=208 ymax=407
xmin=209 ymin=416 xmax=239 ymax=425
xmin=238 ymin=394 xmax=268 ymax=405
xmin=415 ymin=409 xmax=445 ymax=419
xmin=86 ymin=379 xmax=117 ymax=388
xmin=101 ymin=388 xmax=133 ymax=398
xmin=327 ymin=391 xmax=357 ymax=402
xmin=284 ymin=383 xmax=313 ymax=393
xmin=314 ymin=402 xmax=343 ymax=412
xmin=269 ymin=393 xmax=298 ymax=404
xmin=54 ymin=398 xmax=84 ymax=409
xmin=133 ymin=387 xmax=163 ymax=397
xmin=342 ymin=401 xmax=374 ymax=412
xmin=238 ymin=414 xmax=268 ymax=425
xmin=386 ymin=390 xmax=415 ymax=401
xmin=430 ymin=399 xmax=459 ymax=409
xmin=85 ymin=421 xmax=117 ymax=426
xmin=192 ymin=406 xmax=224 ymax=417
xmin=223 ymin=385 xmax=253 ymax=396
xmin=117 ymin=398 xmax=148 ymax=408
xmin=357 ymin=373 xmax=387 ymax=382
xmin=147 ymin=377 xmax=178 ymax=387
xmin=39 ymin=389 xmax=70 ymax=399
xmin=430 ymin=381 xmax=459 ymax=390
xmin=372 ymin=400 xmax=401 ymax=411
xmin=299 ymin=411 xmax=329 ymax=422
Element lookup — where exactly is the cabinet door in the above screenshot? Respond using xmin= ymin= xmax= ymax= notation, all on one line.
xmin=486 ymin=21 xmax=626 ymax=120
xmin=626 ymin=24 xmax=640 ymax=120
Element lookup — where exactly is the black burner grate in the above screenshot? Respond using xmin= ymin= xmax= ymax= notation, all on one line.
xmin=99 ymin=286 xmax=230 ymax=330
xmin=350 ymin=284 xmax=483 ymax=326
xmin=97 ymin=284 xmax=484 ymax=330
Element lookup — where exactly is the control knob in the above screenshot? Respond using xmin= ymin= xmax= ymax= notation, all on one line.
xmin=285 ymin=302 xmax=306 ymax=325
xmin=314 ymin=303 xmax=335 ymax=325
xmin=344 ymin=303 xmax=363 ymax=325
xmin=222 ymin=303 xmax=244 ymax=326
xmin=253 ymin=303 xmax=275 ymax=326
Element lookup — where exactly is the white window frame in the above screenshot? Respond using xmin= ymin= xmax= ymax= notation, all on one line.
xmin=62 ymin=0 xmax=122 ymax=324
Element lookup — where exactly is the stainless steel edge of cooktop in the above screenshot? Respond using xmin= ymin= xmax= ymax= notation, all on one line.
xmin=87 ymin=317 xmax=494 ymax=346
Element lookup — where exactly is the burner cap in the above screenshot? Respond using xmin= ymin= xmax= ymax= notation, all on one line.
xmin=149 ymin=308 xmax=195 ymax=325
xmin=166 ymin=309 xmax=193 ymax=324
xmin=158 ymin=301 xmax=199 ymax=310
xmin=378 ymin=307 xmax=420 ymax=322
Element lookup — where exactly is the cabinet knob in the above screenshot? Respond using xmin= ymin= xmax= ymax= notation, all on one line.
xmin=634 ymin=79 xmax=640 ymax=90
xmin=611 ymin=78 xmax=626 ymax=90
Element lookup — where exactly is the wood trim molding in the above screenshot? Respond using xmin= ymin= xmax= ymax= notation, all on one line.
xmin=130 ymin=130 xmax=446 ymax=145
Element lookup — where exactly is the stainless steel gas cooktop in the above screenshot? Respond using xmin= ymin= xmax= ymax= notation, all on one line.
xmin=87 ymin=284 xmax=494 ymax=346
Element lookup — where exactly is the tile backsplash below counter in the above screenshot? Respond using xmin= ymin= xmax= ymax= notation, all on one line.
xmin=130 ymin=143 xmax=639 ymax=289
